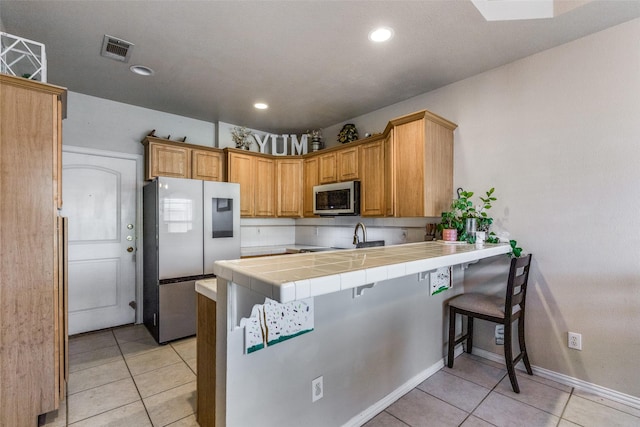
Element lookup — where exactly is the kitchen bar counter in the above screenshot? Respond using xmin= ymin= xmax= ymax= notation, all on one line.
xmin=214 ymin=241 xmax=511 ymax=303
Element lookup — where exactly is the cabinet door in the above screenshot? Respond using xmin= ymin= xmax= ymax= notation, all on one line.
xmin=384 ymin=130 xmax=395 ymax=217
xmin=303 ymin=157 xmax=319 ymax=217
xmin=360 ymin=141 xmax=385 ymax=216
xmin=318 ymin=152 xmax=337 ymax=184
xmin=227 ymin=152 xmax=255 ymax=216
xmin=393 ymin=119 xmax=425 ymax=217
xmin=337 ymin=146 xmax=359 ymax=181
xmin=148 ymin=143 xmax=190 ymax=179
xmin=255 ymin=157 xmax=275 ymax=217
xmin=192 ymin=149 xmax=223 ymax=181
xmin=276 ymin=159 xmax=303 ymax=217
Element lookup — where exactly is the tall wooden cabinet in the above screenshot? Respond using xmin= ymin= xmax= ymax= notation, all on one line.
xmin=388 ymin=110 xmax=456 ymax=217
xmin=0 ymin=74 xmax=68 ymax=426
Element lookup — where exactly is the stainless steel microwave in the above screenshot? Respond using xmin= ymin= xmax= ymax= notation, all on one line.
xmin=313 ymin=181 xmax=360 ymax=216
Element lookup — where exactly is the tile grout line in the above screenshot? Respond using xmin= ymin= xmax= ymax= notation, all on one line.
xmin=65 ymin=331 xmax=145 ymax=426
xmin=380 ymin=410 xmax=412 ymax=427
xmin=456 ymin=367 xmax=506 ymax=427
xmin=490 ymin=377 xmax=570 ymax=419
xmin=113 ymin=330 xmax=155 ymax=426
xmin=567 ymin=392 xmax=640 ymax=422
xmin=557 ymin=387 xmax=577 ymax=427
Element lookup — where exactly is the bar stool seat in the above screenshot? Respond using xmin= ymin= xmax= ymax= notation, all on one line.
xmin=447 ymin=254 xmax=533 ymax=393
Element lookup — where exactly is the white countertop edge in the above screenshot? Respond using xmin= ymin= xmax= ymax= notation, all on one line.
xmin=216 ymin=243 xmax=511 ymax=303
xmin=195 ymin=278 xmax=218 ymax=302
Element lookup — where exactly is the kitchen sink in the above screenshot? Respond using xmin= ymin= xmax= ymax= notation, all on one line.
xmin=355 ymin=240 xmax=385 ymax=249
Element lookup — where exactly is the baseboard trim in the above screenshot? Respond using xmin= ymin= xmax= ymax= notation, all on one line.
xmin=471 ymin=348 xmax=640 ymax=411
xmin=342 ymin=346 xmax=464 ymax=427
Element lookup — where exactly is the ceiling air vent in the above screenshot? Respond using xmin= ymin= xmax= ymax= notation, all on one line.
xmin=101 ymin=35 xmax=134 ymax=62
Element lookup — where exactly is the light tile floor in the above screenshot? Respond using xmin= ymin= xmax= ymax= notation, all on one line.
xmin=44 ymin=325 xmax=640 ymax=427
xmin=43 ymin=324 xmax=198 ymax=427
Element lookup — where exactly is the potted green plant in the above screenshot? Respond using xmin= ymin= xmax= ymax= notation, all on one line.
xmin=438 ymin=190 xmax=473 ymax=241
xmin=439 ymin=187 xmax=499 ymax=243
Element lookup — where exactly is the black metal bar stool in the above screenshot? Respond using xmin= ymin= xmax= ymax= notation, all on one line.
xmin=447 ymin=254 xmax=533 ymax=393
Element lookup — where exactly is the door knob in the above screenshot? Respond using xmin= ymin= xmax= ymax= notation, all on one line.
xmin=127 ymin=247 xmax=134 ymax=253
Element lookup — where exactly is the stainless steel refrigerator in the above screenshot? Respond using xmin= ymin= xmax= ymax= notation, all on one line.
xmin=143 ymin=177 xmax=240 ymax=343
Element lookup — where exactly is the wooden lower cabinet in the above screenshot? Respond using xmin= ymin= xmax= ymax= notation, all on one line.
xmin=276 ymin=158 xmax=303 ymax=217
xmin=0 ymin=74 xmax=67 ymax=426
xmin=197 ymin=293 xmax=216 ymax=427
xmin=360 ymin=140 xmax=385 ymax=216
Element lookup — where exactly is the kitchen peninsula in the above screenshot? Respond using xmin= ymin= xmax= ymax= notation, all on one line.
xmin=197 ymin=241 xmax=510 ymax=427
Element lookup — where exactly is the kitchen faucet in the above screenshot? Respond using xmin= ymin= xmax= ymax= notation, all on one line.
xmin=353 ymin=222 xmax=367 ymax=245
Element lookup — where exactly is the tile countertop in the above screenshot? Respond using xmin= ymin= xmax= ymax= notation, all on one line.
xmin=214 ymin=241 xmax=511 ymax=304
xmin=241 ymin=244 xmax=329 ymax=257
xmin=195 ymin=278 xmax=217 ymax=302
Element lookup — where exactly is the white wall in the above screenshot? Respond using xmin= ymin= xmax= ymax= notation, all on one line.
xmin=322 ymin=18 xmax=640 ymax=398
xmin=63 ymin=92 xmax=216 ymax=155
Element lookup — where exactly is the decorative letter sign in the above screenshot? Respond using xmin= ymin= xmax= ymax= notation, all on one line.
xmin=291 ymin=134 xmax=308 ymax=155
xmin=252 ymin=134 xmax=309 ymax=156
xmin=253 ymin=134 xmax=269 ymax=152
xmin=273 ymin=134 xmax=288 ymax=156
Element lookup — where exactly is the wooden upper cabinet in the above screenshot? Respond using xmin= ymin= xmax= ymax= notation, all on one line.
xmin=389 ymin=110 xmax=456 ymax=217
xmin=142 ymin=137 xmax=224 ymax=181
xmin=384 ymin=129 xmax=395 ymax=217
xmin=317 ymin=147 xmax=358 ymax=184
xmin=276 ymin=158 xmax=303 ymax=218
xmin=227 ymin=151 xmax=255 ymax=217
xmin=1 ymin=75 xmax=67 ymax=426
xmin=360 ymin=140 xmax=385 ymax=217
xmin=144 ymin=140 xmax=190 ymax=179
xmin=337 ymin=146 xmax=359 ymax=181
xmin=318 ymin=152 xmax=337 ymax=184
xmin=255 ymin=157 xmax=275 ymax=217
xmin=192 ymin=149 xmax=224 ymax=181
xmin=303 ymin=157 xmax=319 ymax=217
xmin=226 ymin=150 xmax=275 ymax=217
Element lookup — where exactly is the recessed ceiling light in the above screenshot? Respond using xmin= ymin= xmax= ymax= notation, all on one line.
xmin=368 ymin=27 xmax=394 ymax=43
xmin=129 ymin=65 xmax=154 ymax=76
xmin=254 ymin=102 xmax=269 ymax=110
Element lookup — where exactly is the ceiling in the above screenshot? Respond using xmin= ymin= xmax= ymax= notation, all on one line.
xmin=2 ymin=1 xmax=639 ymax=134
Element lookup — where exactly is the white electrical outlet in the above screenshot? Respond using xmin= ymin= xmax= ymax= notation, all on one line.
xmin=495 ymin=325 xmax=504 ymax=345
xmin=312 ymin=376 xmax=324 ymax=402
xmin=568 ymin=332 xmax=582 ymax=350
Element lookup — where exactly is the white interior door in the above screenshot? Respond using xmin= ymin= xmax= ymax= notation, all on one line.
xmin=61 ymin=150 xmax=137 ymax=334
